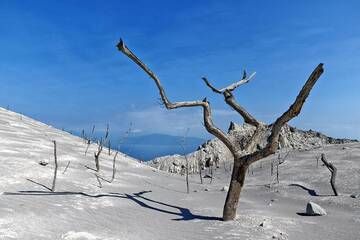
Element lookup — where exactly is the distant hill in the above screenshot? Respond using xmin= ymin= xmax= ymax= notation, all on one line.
xmin=118 ymin=133 xmax=205 ymax=161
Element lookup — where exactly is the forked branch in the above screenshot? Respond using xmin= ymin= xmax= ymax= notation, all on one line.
xmin=245 ymin=63 xmax=324 ymax=165
xmin=202 ymin=73 xmax=260 ymax=127
xmin=117 ymin=39 xmax=236 ymax=153
xmin=202 ymin=71 xmax=256 ymax=94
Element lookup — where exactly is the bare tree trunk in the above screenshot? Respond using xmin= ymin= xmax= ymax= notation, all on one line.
xmin=81 ymin=129 xmax=85 ymax=140
xmin=51 ymin=140 xmax=58 ymax=192
xmin=185 ymin=156 xmax=189 ymax=194
xmin=94 ymin=139 xmax=103 ymax=172
xmin=85 ymin=139 xmax=91 ymax=156
xmin=321 ymin=153 xmax=338 ymax=196
xmin=223 ymin=162 xmax=247 ymax=221
xmin=111 ymin=151 xmax=118 ymax=182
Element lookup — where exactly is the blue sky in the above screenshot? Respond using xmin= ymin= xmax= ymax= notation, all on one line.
xmin=0 ymin=0 xmax=359 ymax=139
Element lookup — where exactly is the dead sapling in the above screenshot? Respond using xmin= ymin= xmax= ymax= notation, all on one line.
xmin=81 ymin=129 xmax=85 ymax=142
xmin=321 ymin=153 xmax=338 ymax=196
xmin=316 ymin=154 xmax=320 ymax=168
xmin=197 ymin=148 xmax=204 ymax=184
xmin=104 ymin=123 xmax=112 ymax=156
xmin=51 ymin=140 xmax=58 ymax=192
xmin=94 ymin=138 xmax=104 ymax=172
xmin=110 ymin=151 xmax=119 ymax=182
xmin=117 ymin=39 xmax=324 ymax=221
xmin=85 ymin=125 xmax=96 ymax=156
xmin=180 ymin=128 xmax=190 ymax=194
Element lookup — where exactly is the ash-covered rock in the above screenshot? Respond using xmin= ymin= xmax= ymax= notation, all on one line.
xmin=147 ymin=122 xmax=357 ymax=174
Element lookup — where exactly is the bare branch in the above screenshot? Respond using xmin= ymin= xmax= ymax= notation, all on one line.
xmin=202 ymin=72 xmax=256 ymax=94
xmin=243 ymin=64 xmax=324 ymax=166
xmin=202 ymin=72 xmax=259 ymax=127
xmin=51 ymin=140 xmax=58 ymax=192
xmin=117 ymin=39 xmax=236 ymax=153
xmin=267 ymin=63 xmax=324 ymax=149
xmin=223 ymin=90 xmax=260 ymax=127
xmin=220 ymin=72 xmax=256 ymax=92
xmin=321 ymin=153 xmax=338 ymax=196
xmin=110 ymin=151 xmax=118 ymax=182
xmin=201 ymin=77 xmax=222 ymax=94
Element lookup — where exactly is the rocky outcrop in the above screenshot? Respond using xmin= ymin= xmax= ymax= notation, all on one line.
xmin=147 ymin=123 xmax=357 ymax=174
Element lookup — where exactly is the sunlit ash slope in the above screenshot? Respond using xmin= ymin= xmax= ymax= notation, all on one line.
xmin=0 ymin=107 xmax=359 ymax=240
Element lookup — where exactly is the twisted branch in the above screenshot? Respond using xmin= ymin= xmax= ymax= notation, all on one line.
xmin=117 ymin=39 xmax=236 ymax=153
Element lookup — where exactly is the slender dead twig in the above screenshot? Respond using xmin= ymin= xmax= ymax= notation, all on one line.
xmin=110 ymin=151 xmax=119 ymax=182
xmin=94 ymin=138 xmax=104 ymax=172
xmin=51 ymin=140 xmax=58 ymax=192
xmin=62 ymin=161 xmax=70 ymax=174
xmin=321 ymin=153 xmax=338 ymax=196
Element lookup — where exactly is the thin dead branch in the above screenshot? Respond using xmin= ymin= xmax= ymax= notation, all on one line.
xmin=62 ymin=161 xmax=70 ymax=174
xmin=110 ymin=151 xmax=119 ymax=182
xmin=321 ymin=153 xmax=338 ymax=196
xmin=51 ymin=140 xmax=58 ymax=192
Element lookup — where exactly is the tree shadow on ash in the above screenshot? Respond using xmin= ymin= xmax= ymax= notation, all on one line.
xmin=289 ymin=183 xmax=318 ymax=196
xmin=289 ymin=184 xmax=334 ymax=197
xmin=3 ymin=190 xmax=221 ymax=221
xmin=124 ymin=191 xmax=222 ymax=221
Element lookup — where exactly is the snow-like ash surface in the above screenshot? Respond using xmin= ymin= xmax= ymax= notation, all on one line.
xmin=0 ymin=107 xmax=359 ymax=240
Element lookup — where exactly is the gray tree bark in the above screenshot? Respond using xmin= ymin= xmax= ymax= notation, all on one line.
xmin=51 ymin=140 xmax=58 ymax=192
xmin=321 ymin=153 xmax=338 ymax=196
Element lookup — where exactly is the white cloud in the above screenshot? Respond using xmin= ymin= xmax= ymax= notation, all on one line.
xmin=117 ymin=106 xmax=243 ymax=137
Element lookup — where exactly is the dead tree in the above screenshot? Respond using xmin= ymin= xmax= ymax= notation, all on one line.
xmin=85 ymin=124 xmax=96 ymax=156
xmin=320 ymin=153 xmax=338 ymax=196
xmin=180 ymin=128 xmax=190 ymax=194
xmin=51 ymin=140 xmax=58 ymax=192
xmin=85 ymin=139 xmax=91 ymax=156
xmin=94 ymin=138 xmax=104 ymax=172
xmin=110 ymin=151 xmax=119 ymax=182
xmin=117 ymin=39 xmax=324 ymax=221
xmin=316 ymin=154 xmax=320 ymax=168
xmin=197 ymin=149 xmax=204 ymax=184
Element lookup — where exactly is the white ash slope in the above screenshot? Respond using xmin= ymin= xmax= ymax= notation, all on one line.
xmin=0 ymin=107 xmax=359 ymax=240
xmin=148 ymin=122 xmax=357 ymax=174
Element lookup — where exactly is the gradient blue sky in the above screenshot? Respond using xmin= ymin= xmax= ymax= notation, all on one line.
xmin=0 ymin=0 xmax=359 ymax=139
